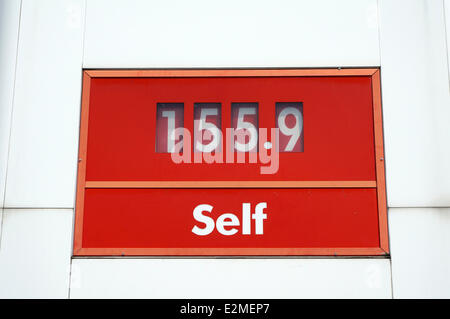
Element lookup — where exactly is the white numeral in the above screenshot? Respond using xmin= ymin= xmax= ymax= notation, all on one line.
xmin=235 ymin=107 xmax=257 ymax=152
xmin=162 ymin=110 xmax=176 ymax=152
xmin=195 ymin=108 xmax=221 ymax=152
xmin=278 ymin=107 xmax=302 ymax=151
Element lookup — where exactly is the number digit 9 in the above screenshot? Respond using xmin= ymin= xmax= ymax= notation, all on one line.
xmin=277 ymin=106 xmax=303 ymax=152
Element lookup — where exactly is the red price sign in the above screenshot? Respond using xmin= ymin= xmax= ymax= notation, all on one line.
xmin=74 ymin=69 xmax=388 ymax=256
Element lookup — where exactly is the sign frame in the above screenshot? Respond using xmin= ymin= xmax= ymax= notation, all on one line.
xmin=73 ymin=68 xmax=388 ymax=256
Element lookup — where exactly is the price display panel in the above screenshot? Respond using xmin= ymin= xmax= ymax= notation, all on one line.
xmin=74 ymin=69 xmax=388 ymax=256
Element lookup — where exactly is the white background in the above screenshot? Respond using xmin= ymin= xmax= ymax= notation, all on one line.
xmin=0 ymin=0 xmax=449 ymax=298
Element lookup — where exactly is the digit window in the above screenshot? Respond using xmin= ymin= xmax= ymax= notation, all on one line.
xmin=275 ymin=102 xmax=303 ymax=152
xmin=231 ymin=103 xmax=259 ymax=152
xmin=155 ymin=103 xmax=184 ymax=153
xmin=194 ymin=103 xmax=222 ymax=153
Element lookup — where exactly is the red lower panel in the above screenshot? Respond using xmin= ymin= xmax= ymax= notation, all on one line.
xmin=81 ymin=188 xmax=379 ymax=250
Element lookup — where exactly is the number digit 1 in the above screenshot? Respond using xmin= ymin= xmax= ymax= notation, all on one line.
xmin=162 ymin=110 xmax=176 ymax=153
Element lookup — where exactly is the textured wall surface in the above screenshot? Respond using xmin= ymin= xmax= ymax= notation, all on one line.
xmin=0 ymin=0 xmax=449 ymax=299
xmin=0 ymin=209 xmax=73 ymax=298
xmin=0 ymin=0 xmax=21 ymax=241
xmin=379 ymin=0 xmax=450 ymax=207
xmin=70 ymin=259 xmax=392 ymax=299
xmin=4 ymin=0 xmax=85 ymax=208
xmin=389 ymin=208 xmax=450 ymax=298
xmin=83 ymin=0 xmax=381 ymax=68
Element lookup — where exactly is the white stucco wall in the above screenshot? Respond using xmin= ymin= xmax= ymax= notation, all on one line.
xmin=0 ymin=0 xmax=449 ymax=298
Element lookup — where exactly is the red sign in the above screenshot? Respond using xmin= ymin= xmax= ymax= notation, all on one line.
xmin=74 ymin=69 xmax=388 ymax=256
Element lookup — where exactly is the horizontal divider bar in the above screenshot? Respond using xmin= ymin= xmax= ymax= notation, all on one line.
xmin=74 ymin=247 xmax=387 ymax=256
xmin=85 ymin=181 xmax=377 ymax=189
xmin=86 ymin=68 xmax=378 ymax=78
